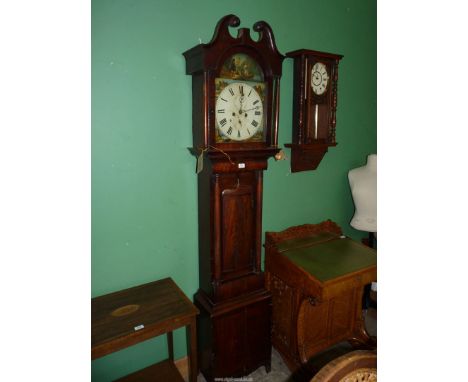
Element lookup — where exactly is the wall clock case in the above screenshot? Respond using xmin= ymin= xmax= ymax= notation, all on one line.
xmin=285 ymin=49 xmax=343 ymax=172
xmin=183 ymin=15 xmax=284 ymax=380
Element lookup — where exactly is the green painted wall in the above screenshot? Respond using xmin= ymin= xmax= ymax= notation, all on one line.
xmin=92 ymin=0 xmax=376 ymax=380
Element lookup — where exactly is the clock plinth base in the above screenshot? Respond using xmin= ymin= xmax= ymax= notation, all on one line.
xmin=195 ymin=288 xmax=272 ymax=381
xmin=285 ymin=142 xmax=337 ymax=172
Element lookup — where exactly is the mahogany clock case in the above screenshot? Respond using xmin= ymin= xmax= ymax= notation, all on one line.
xmin=183 ymin=15 xmax=284 ymax=380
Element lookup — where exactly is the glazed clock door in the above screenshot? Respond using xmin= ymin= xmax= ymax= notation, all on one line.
xmin=214 ymin=53 xmax=268 ymax=144
xmin=215 ymin=81 xmax=264 ymax=142
xmin=310 ymin=62 xmax=329 ymax=96
xmin=306 ymin=60 xmax=333 ymax=143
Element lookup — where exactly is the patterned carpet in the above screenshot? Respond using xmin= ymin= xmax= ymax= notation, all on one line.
xmin=197 ymin=307 xmax=377 ymax=382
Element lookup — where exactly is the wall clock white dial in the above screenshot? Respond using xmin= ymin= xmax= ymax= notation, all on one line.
xmin=215 ymin=82 xmax=263 ymax=141
xmin=311 ymin=62 xmax=329 ymax=95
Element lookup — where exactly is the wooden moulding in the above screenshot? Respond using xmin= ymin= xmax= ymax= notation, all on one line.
xmin=284 ymin=143 xmax=337 ymax=172
xmin=265 ymin=219 xmax=342 ymax=246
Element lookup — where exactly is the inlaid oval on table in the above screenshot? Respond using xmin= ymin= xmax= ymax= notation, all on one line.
xmin=111 ymin=304 xmax=140 ymax=317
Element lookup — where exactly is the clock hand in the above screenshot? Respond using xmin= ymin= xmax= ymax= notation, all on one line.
xmin=242 ymin=106 xmax=260 ymax=113
xmin=238 ymin=96 xmax=245 ymax=114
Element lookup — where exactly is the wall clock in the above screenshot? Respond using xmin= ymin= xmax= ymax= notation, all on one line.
xmin=183 ymin=14 xmax=284 ymax=380
xmin=285 ymin=49 xmax=343 ymax=172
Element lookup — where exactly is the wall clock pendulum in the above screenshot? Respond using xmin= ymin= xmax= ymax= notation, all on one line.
xmin=285 ymin=49 xmax=343 ymax=172
xmin=183 ymin=14 xmax=284 ymax=380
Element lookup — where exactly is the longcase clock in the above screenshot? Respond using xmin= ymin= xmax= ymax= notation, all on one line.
xmin=285 ymin=49 xmax=343 ymax=172
xmin=183 ymin=14 xmax=284 ymax=381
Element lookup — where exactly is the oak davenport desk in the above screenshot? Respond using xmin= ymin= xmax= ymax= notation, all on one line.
xmin=92 ymin=278 xmax=199 ymax=382
xmin=265 ymin=221 xmax=377 ymax=371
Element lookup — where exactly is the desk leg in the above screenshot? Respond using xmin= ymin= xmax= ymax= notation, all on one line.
xmin=349 ymin=286 xmax=376 ymax=349
xmin=187 ymin=318 xmax=198 ymax=382
xmin=167 ymin=331 xmax=174 ymax=361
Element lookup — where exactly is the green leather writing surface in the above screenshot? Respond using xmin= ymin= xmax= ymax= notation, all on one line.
xmin=280 ymin=237 xmax=376 ymax=282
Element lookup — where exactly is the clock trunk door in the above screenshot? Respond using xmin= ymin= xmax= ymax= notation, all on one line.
xmin=219 ymin=172 xmax=257 ymax=280
xmin=221 ymin=186 xmax=254 ymax=277
xmin=209 ymin=170 xmax=265 ymax=300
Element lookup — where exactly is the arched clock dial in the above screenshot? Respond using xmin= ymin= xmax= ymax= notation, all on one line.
xmin=311 ymin=62 xmax=329 ymax=95
xmin=215 ymin=82 xmax=263 ymax=141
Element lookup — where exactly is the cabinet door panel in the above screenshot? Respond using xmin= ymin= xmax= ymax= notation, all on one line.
xmin=217 ymin=172 xmax=258 ymax=280
xmin=270 ymin=275 xmax=294 ymax=350
xmin=329 ymin=291 xmax=355 ymax=341
xmin=297 ymin=298 xmax=329 ymax=362
xmin=221 ymin=186 xmax=254 ymax=275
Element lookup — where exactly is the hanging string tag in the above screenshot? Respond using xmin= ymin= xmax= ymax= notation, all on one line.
xmin=195 ymin=146 xmax=234 ymax=174
xmin=207 ymin=145 xmax=235 ymax=165
xmin=196 ymin=148 xmax=207 ymax=174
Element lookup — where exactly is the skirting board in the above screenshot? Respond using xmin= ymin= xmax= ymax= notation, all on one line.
xmin=174 ymin=356 xmax=189 ymax=381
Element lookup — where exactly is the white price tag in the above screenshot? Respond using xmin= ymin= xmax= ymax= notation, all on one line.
xmin=134 ymin=324 xmax=145 ymax=331
xmin=238 ymin=163 xmax=245 ymax=169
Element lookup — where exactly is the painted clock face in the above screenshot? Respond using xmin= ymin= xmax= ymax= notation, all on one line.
xmin=215 ymin=82 xmax=263 ymax=141
xmin=311 ymin=62 xmax=329 ymax=95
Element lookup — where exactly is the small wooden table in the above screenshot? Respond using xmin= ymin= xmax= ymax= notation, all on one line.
xmin=92 ymin=278 xmax=199 ymax=381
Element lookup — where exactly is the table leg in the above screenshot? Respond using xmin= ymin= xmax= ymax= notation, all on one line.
xmin=349 ymin=286 xmax=376 ymax=348
xmin=187 ymin=318 xmax=198 ymax=382
xmin=167 ymin=331 xmax=174 ymax=361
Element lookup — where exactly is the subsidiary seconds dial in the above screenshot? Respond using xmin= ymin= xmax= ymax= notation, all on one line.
xmin=311 ymin=62 xmax=329 ymax=95
xmin=215 ymin=82 xmax=263 ymax=141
